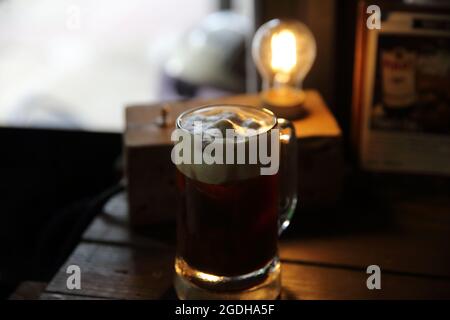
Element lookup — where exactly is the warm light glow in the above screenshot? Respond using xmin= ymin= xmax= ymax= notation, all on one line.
xmin=252 ymin=19 xmax=316 ymax=111
xmin=270 ymin=30 xmax=297 ymax=73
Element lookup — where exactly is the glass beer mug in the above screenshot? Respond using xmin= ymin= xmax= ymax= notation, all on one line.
xmin=172 ymin=104 xmax=297 ymax=299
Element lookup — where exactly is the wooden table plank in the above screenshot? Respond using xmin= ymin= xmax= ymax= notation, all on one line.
xmin=42 ymin=241 xmax=450 ymax=300
xmin=280 ymin=230 xmax=450 ymax=278
xmin=280 ymin=197 xmax=450 ymax=278
xmin=45 ymin=242 xmax=174 ymax=300
xmin=40 ymin=292 xmax=108 ymax=300
xmin=84 ymin=195 xmax=450 ymax=279
xmin=82 ymin=192 xmax=174 ymax=249
xmin=66 ymin=189 xmax=450 ymax=300
xmin=282 ymin=263 xmax=450 ymax=300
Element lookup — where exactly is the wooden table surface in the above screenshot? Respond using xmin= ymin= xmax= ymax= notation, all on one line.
xmin=36 ymin=190 xmax=450 ymax=300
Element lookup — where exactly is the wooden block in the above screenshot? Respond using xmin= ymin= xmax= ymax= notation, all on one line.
xmin=125 ymin=92 xmax=341 ymax=146
xmin=125 ymin=91 xmax=343 ymax=227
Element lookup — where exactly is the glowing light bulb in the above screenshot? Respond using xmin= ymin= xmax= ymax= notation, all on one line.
xmin=252 ymin=19 xmax=316 ymax=118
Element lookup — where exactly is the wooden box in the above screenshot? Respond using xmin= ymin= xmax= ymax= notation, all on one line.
xmin=125 ymin=91 xmax=343 ymax=228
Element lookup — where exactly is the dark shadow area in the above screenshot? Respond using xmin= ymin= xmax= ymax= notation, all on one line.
xmin=134 ymin=223 xmax=177 ymax=247
xmin=284 ymin=167 xmax=450 ymax=240
xmin=160 ymin=286 xmax=178 ymax=300
xmin=283 ymin=169 xmax=393 ymax=239
xmin=0 ymin=128 xmax=122 ymax=298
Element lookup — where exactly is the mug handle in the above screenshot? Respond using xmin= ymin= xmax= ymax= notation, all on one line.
xmin=277 ymin=118 xmax=298 ymax=235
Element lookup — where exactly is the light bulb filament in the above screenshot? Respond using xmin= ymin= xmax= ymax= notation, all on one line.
xmin=270 ymin=30 xmax=297 ymax=74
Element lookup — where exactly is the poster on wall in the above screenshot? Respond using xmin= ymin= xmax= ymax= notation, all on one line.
xmin=355 ymin=11 xmax=450 ymax=175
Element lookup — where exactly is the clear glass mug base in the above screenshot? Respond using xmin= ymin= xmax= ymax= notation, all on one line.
xmin=174 ymin=256 xmax=281 ymax=300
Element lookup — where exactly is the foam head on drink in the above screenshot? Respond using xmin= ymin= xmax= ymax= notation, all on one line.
xmin=174 ymin=105 xmax=278 ymax=185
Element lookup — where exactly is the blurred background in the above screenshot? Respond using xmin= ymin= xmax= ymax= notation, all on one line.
xmin=1 ymin=0 xmax=449 ymax=299
xmin=0 ymin=0 xmax=341 ymax=132
xmin=0 ymin=0 xmax=217 ymax=131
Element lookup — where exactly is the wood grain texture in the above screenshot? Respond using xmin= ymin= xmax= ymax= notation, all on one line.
xmin=280 ymin=198 xmax=450 ymax=278
xmin=281 ymin=263 xmax=450 ymax=300
xmin=83 ymin=195 xmax=175 ymax=248
xmin=40 ymin=147 xmax=450 ymax=300
xmin=45 ymin=242 xmax=175 ymax=300
xmin=280 ymin=229 xmax=450 ymax=278
xmin=125 ymin=91 xmax=341 ymax=147
xmin=41 ymin=241 xmax=450 ymax=300
xmin=84 ymin=195 xmax=450 ymax=278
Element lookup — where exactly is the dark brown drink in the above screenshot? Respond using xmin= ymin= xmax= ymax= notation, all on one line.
xmin=176 ymin=169 xmax=279 ymax=277
xmin=173 ymin=104 xmax=296 ymax=299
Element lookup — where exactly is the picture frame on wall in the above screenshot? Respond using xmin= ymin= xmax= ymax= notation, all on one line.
xmin=352 ymin=5 xmax=450 ymax=176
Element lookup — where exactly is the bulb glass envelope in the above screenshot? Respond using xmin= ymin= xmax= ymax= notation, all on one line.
xmin=252 ymin=19 xmax=316 ymax=114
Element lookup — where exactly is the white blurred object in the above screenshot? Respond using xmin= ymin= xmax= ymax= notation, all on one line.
xmin=0 ymin=0 xmax=212 ymax=132
xmin=7 ymin=94 xmax=83 ymax=129
xmin=165 ymin=11 xmax=250 ymax=92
